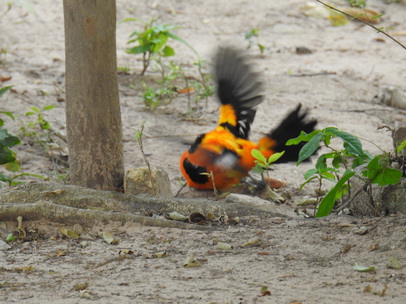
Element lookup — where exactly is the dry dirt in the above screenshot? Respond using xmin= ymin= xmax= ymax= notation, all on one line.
xmin=1 ymin=0 xmax=406 ymax=303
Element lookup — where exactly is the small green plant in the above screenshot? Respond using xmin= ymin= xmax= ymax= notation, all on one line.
xmin=117 ymin=66 xmax=131 ymax=74
xmin=142 ymin=85 xmax=177 ymax=110
xmin=134 ymin=120 xmax=153 ymax=185
xmin=123 ymin=18 xmax=214 ymax=111
xmin=0 ymin=86 xmax=47 ymax=186
xmin=287 ymin=127 xmax=403 ymax=217
xmin=140 ymin=58 xmax=214 ymax=111
xmin=19 ymin=105 xmax=55 ymax=146
xmin=251 ymin=149 xmax=286 ymax=202
xmin=245 ymin=28 xmax=266 ymax=54
xmin=252 ymin=149 xmax=285 ymax=174
xmin=0 ymin=86 xmax=20 ymax=175
xmin=124 ymin=18 xmax=195 ymax=75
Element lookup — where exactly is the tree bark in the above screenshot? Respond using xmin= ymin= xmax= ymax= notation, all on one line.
xmin=63 ymin=0 xmax=124 ymax=190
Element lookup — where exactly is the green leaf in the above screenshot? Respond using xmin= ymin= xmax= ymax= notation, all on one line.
xmin=353 ymin=264 xmax=376 ymax=272
xmin=43 ymin=105 xmax=55 ymax=111
xmin=258 ymin=44 xmax=265 ymax=54
xmin=119 ymin=17 xmax=139 ymax=24
xmin=397 ymin=139 xmax=406 ymax=154
xmin=316 ymin=169 xmax=355 ymax=217
xmin=0 ymin=129 xmax=20 ymax=147
xmin=0 ymin=148 xmax=16 ymax=165
xmin=371 ymin=167 xmax=402 ymax=186
xmin=372 ymin=14 xmax=383 ymax=20
xmin=245 ymin=28 xmax=259 ymax=39
xmin=162 ymin=45 xmax=175 ymax=57
xmin=6 ymin=233 xmax=16 ymax=242
xmin=126 ymin=44 xmax=152 ymax=54
xmin=267 ymin=151 xmax=285 ymax=164
xmin=315 ymin=154 xmax=327 ymax=170
xmin=245 ymin=30 xmax=254 ymax=40
xmin=286 ymin=130 xmax=320 ymax=146
xmin=304 ymin=168 xmax=318 ymax=180
xmin=251 ymin=164 xmax=264 ymax=174
xmin=152 ymin=33 xmax=169 ymax=52
xmin=0 ymin=111 xmax=15 ymax=120
xmin=363 ymin=155 xmax=402 ymax=186
xmin=2 ymin=158 xmax=20 ymax=172
xmin=251 ymin=149 xmax=267 ymax=164
xmin=0 ymin=173 xmax=10 ymax=182
xmin=297 ymin=132 xmax=323 ymax=164
xmin=319 ymin=169 xmax=337 ymax=181
xmin=0 ymin=86 xmax=13 ymax=98
xmin=325 ymin=128 xmax=364 ymax=156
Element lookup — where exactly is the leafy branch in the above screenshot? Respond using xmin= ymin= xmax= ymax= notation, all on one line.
xmin=287 ymin=127 xmax=403 ymax=217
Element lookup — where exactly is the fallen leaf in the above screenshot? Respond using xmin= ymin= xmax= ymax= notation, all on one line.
xmin=387 ymin=256 xmax=403 ymax=270
xmin=165 ymin=212 xmax=188 ymax=221
xmin=341 ymin=7 xmax=382 ymax=23
xmin=241 ymin=237 xmax=261 ymax=247
xmin=153 ymin=251 xmax=168 ymax=258
xmin=73 ymin=282 xmax=89 ymax=291
xmin=178 ymin=87 xmax=195 ymax=94
xmin=301 ymin=2 xmax=330 ymax=19
xmin=216 ymin=242 xmax=233 ymax=250
xmin=46 ymin=189 xmax=64 ymax=196
xmin=102 ymin=230 xmax=119 ymax=245
xmin=353 ymin=263 xmax=376 ymax=272
xmin=80 ymin=290 xmax=94 ymax=299
xmin=329 ymin=10 xmax=348 ymax=26
xmin=0 ymin=76 xmax=12 ymax=82
xmin=297 ymin=197 xmax=318 ymax=206
xmin=60 ymin=228 xmax=80 ymax=239
xmin=56 ymin=249 xmax=66 ymax=257
xmin=183 ymin=254 xmax=202 ymax=267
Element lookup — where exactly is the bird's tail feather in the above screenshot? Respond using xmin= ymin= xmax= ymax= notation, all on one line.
xmin=215 ymin=46 xmax=264 ymax=139
xmin=258 ymin=103 xmax=317 ymax=163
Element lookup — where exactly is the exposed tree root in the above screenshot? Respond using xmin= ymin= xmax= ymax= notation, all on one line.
xmin=0 ymin=182 xmax=289 ymax=230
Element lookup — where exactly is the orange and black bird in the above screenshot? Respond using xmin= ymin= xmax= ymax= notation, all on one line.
xmin=180 ymin=46 xmax=317 ymax=190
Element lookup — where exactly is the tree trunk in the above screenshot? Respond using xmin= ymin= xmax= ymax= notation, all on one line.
xmin=63 ymin=0 xmax=124 ymax=190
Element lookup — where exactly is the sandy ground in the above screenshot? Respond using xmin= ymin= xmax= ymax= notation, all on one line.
xmin=1 ymin=0 xmax=406 ymax=303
